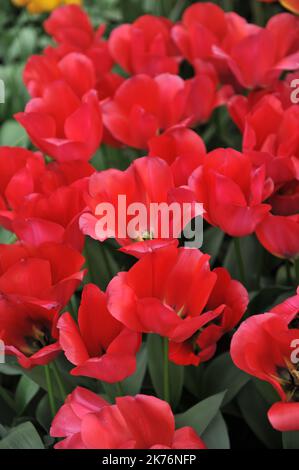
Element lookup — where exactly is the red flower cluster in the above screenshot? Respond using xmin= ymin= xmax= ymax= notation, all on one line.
xmin=50 ymin=387 xmax=206 ymax=449
xmin=231 ymin=289 xmax=299 ymax=431
xmin=107 ymin=245 xmax=248 ymax=365
xmin=1 ymin=1 xmax=299 ymax=448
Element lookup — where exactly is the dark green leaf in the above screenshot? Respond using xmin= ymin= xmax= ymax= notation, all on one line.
xmin=283 ymin=431 xmax=299 ymax=450
xmin=202 ymin=352 xmax=250 ymax=405
xmin=15 ymin=375 xmax=39 ymax=415
xmin=0 ymin=422 xmax=44 ymax=449
xmin=201 ymin=412 xmax=230 ymax=449
xmin=237 ymin=381 xmax=281 ymax=449
xmin=201 ymin=227 xmax=225 ymax=265
xmin=147 ymin=334 xmax=184 ymax=410
xmin=175 ymin=391 xmax=226 ymax=436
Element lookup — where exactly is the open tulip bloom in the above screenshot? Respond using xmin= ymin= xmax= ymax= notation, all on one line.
xmin=1 ymin=0 xmax=299 ymax=452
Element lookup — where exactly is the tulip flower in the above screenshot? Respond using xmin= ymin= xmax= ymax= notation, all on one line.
xmin=107 ymin=244 xmax=248 ymax=365
xmin=0 ymin=242 xmax=85 ymax=309
xmin=50 ymin=387 xmax=206 ymax=449
xmin=189 ymin=148 xmax=273 ymax=237
xmin=44 ymin=5 xmax=113 ymax=76
xmin=0 ymin=146 xmax=94 ymax=240
xmin=23 ymin=53 xmax=96 ymax=100
xmin=58 ymin=284 xmax=141 ymax=382
xmin=0 ymin=147 xmax=44 ymax=231
xmin=0 ymin=300 xmax=61 ymax=369
xmin=15 ymin=81 xmax=103 ymax=162
xmin=109 ymin=15 xmax=180 ymax=76
xmin=148 ymin=127 xmax=206 ymax=186
xmin=80 ymin=156 xmax=200 ymax=257
xmin=231 ymin=289 xmax=299 ymax=431
xmin=173 ymin=3 xmax=299 ymax=89
xmin=12 ymin=184 xmax=88 ymax=250
xmin=102 ymin=73 xmax=226 ymax=149
xmin=229 ymin=94 xmax=299 ymax=258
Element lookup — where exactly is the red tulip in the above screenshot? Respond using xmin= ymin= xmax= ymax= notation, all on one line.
xmin=0 ymin=242 xmax=85 ymax=309
xmin=15 ymin=81 xmax=103 ymax=163
xmin=171 ymin=2 xmax=228 ymax=64
xmin=256 ymin=213 xmax=299 ymax=259
xmin=25 ymin=50 xmax=123 ymax=103
xmin=44 ymin=5 xmax=113 ymax=74
xmin=58 ymin=284 xmax=141 ymax=382
xmin=172 ymin=3 xmax=261 ymax=88
xmin=0 ymin=300 xmax=61 ymax=369
xmin=230 ymin=95 xmax=299 ymax=187
xmin=213 ymin=13 xmax=299 ymax=89
xmin=102 ymin=74 xmax=188 ymax=149
xmin=189 ymin=148 xmax=273 ymax=237
xmin=12 ymin=184 xmax=87 ymax=250
xmin=80 ymin=156 xmax=199 ymax=257
xmin=50 ymin=387 xmax=206 ymax=449
xmin=173 ymin=4 xmax=299 ymax=89
xmin=0 ymin=147 xmax=44 ymax=231
xmin=102 ymin=73 xmax=224 ymax=149
xmin=148 ymin=127 xmax=206 ymax=186
xmin=228 ymin=93 xmax=299 ymax=258
xmin=37 ymin=160 xmax=95 ymax=194
xmin=24 ymin=53 xmax=96 ymax=99
xmin=109 ymin=15 xmax=180 ymax=76
xmin=107 ymin=245 xmax=248 ymax=365
xmin=231 ymin=289 xmax=299 ymax=431
xmin=169 ymin=266 xmax=249 ymax=365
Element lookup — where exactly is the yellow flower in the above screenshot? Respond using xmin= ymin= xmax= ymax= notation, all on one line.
xmin=11 ymin=0 xmax=82 ymax=13
xmin=280 ymin=0 xmax=299 ymax=14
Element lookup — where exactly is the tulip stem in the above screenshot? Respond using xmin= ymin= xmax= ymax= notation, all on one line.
xmin=163 ymin=337 xmax=170 ymax=404
xmin=51 ymin=362 xmax=67 ymax=403
xmin=294 ymin=259 xmax=299 ymax=287
xmin=45 ymin=364 xmax=56 ymax=418
xmin=234 ymin=238 xmax=246 ymax=287
xmin=252 ymin=1 xmax=264 ymax=26
xmin=115 ymin=382 xmax=124 ymax=397
xmin=223 ymin=0 xmax=233 ymax=12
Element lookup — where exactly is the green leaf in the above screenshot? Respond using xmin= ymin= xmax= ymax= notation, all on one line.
xmin=36 ymin=395 xmax=52 ymax=432
xmin=84 ymin=237 xmax=120 ymax=290
xmin=0 ymin=386 xmax=16 ymax=412
xmin=15 ymin=375 xmax=39 ymax=415
xmin=201 ymin=412 xmax=230 ymax=449
xmin=122 ymin=344 xmax=147 ymax=395
xmin=283 ymin=431 xmax=299 ymax=449
xmin=0 ymin=227 xmax=15 ymax=244
xmin=184 ymin=364 xmax=205 ymax=398
xmin=224 ymin=235 xmax=263 ymax=290
xmin=202 ymin=352 xmax=250 ymax=406
xmin=147 ymin=334 xmax=184 ymax=409
xmin=101 ymin=345 xmax=147 ymax=400
xmin=248 ymin=287 xmax=294 ymax=316
xmin=175 ymin=391 xmax=226 ymax=436
xmin=237 ymin=381 xmax=281 ymax=449
xmin=0 ymin=120 xmax=29 ymax=147
xmin=253 ymin=378 xmax=280 ymax=406
xmin=0 ymin=422 xmax=44 ymax=449
xmin=201 ymin=227 xmax=225 ymax=265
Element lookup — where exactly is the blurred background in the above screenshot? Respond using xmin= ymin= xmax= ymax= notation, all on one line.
xmin=0 ymin=0 xmax=283 ymax=148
